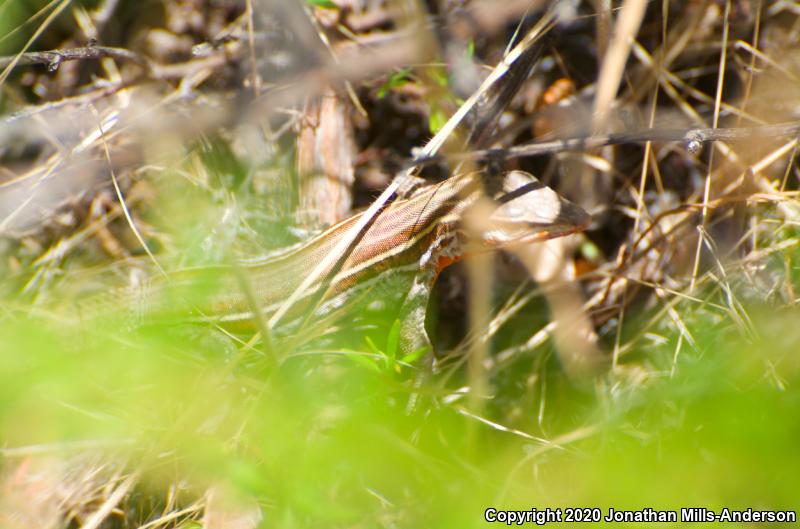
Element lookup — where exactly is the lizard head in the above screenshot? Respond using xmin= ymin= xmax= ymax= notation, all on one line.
xmin=482 ymin=170 xmax=591 ymax=245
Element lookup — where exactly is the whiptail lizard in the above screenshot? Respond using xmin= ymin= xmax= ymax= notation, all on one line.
xmin=78 ymin=170 xmax=589 ymax=356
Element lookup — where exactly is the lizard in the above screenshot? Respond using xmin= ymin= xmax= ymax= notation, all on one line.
xmin=76 ymin=170 xmax=590 ymax=357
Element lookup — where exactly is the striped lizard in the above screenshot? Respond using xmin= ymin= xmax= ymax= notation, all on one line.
xmin=78 ymin=170 xmax=589 ymax=356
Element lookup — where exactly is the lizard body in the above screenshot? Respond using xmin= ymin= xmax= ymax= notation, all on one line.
xmin=78 ymin=171 xmax=589 ymax=354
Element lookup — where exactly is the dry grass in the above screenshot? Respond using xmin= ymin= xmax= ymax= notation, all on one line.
xmin=1 ymin=0 xmax=799 ymax=527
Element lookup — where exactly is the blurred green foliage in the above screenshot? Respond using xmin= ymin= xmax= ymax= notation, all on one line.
xmin=1 ymin=281 xmax=798 ymax=527
xmin=0 ymin=1 xmax=30 ymax=55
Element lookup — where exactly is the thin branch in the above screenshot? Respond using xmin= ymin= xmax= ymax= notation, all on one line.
xmin=0 ymin=45 xmax=147 ymax=71
xmin=407 ymin=121 xmax=800 ymax=168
